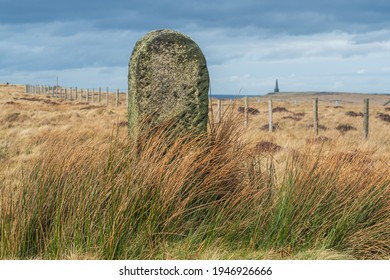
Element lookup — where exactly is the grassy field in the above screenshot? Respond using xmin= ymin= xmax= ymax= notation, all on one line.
xmin=0 ymin=83 xmax=389 ymax=259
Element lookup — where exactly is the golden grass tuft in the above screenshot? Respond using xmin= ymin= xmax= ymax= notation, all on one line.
xmin=0 ymin=88 xmax=389 ymax=259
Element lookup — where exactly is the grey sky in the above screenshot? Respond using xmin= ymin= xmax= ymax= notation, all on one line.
xmin=1 ymin=0 xmax=389 ymax=94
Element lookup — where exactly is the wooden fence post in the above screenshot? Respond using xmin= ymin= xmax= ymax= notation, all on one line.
xmin=87 ymin=89 xmax=90 ymax=103
xmin=116 ymin=89 xmax=119 ymax=107
xmin=126 ymin=88 xmax=129 ymax=110
xmin=75 ymin=87 xmax=78 ymax=101
xmin=268 ymin=99 xmax=273 ymax=132
xmin=363 ymin=98 xmax=369 ymax=140
xmin=209 ymin=98 xmax=214 ymax=123
xmin=244 ymin=96 xmax=248 ymax=127
xmin=217 ymin=99 xmax=222 ymax=123
xmin=313 ymin=98 xmax=319 ymax=136
xmin=106 ymin=87 xmax=109 ymax=106
xmin=99 ymin=87 xmax=101 ymax=103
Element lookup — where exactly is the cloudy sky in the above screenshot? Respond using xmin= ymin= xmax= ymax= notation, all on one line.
xmin=1 ymin=0 xmax=389 ymax=95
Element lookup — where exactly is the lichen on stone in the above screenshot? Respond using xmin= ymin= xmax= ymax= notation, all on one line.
xmin=128 ymin=29 xmax=209 ymax=136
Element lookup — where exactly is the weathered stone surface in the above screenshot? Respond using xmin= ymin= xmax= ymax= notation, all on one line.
xmin=128 ymin=29 xmax=209 ymax=135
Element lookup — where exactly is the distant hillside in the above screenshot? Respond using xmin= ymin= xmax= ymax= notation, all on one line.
xmin=266 ymin=91 xmax=390 ymax=96
xmin=263 ymin=91 xmax=390 ymax=106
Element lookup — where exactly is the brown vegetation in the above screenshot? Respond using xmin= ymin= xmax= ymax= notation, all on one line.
xmin=336 ymin=124 xmax=357 ymax=133
xmin=345 ymin=111 xmax=363 ymax=117
xmin=254 ymin=141 xmax=282 ymax=153
xmin=80 ymin=105 xmax=104 ymax=110
xmin=260 ymin=123 xmax=279 ymax=131
xmin=326 ymin=105 xmax=344 ymax=109
xmin=237 ymin=106 xmax=260 ymax=115
xmin=282 ymin=115 xmax=302 ymax=121
xmin=307 ymin=124 xmax=328 ymax=130
xmin=272 ymin=106 xmax=290 ymax=113
xmin=306 ymin=136 xmax=332 ymax=144
xmin=377 ymin=113 xmax=390 ymax=123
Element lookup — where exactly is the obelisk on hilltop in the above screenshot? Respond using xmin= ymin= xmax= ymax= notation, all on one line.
xmin=274 ymin=79 xmax=279 ymax=93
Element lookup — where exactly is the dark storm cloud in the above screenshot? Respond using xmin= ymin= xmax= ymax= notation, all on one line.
xmin=1 ymin=0 xmax=390 ymax=93
xmin=1 ymin=0 xmax=390 ymax=34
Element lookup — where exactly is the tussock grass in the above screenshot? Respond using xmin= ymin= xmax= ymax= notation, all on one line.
xmin=1 ymin=116 xmax=248 ymax=259
xmin=0 ymin=90 xmax=389 ymax=259
xmin=1 ymin=112 xmax=389 ymax=260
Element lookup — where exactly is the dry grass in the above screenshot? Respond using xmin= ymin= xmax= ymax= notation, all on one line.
xmin=212 ymin=94 xmax=390 ymax=163
xmin=0 ymin=84 xmax=389 ymax=260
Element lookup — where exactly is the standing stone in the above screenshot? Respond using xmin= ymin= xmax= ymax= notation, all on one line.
xmin=128 ymin=29 xmax=209 ymax=136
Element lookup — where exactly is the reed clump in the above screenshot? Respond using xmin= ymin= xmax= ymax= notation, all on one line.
xmin=0 ymin=115 xmax=389 ymax=260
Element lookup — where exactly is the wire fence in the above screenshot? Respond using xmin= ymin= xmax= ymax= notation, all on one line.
xmin=25 ymin=84 xmax=128 ymax=108
xmin=24 ymin=84 xmax=389 ymax=140
xmin=208 ymin=96 xmax=389 ymax=141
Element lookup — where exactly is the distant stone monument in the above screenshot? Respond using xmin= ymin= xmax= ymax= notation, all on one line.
xmin=274 ymin=79 xmax=279 ymax=93
xmin=128 ymin=29 xmax=209 ymax=136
